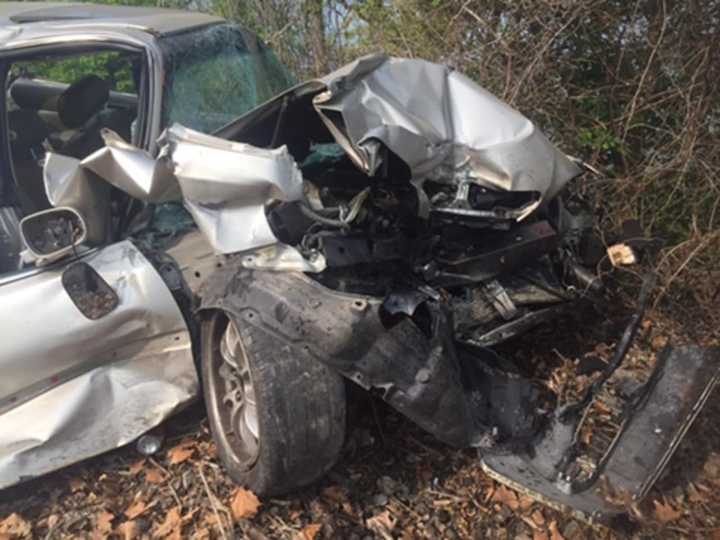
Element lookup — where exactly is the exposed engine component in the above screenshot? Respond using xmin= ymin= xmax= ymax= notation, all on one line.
xmin=262 ymin=138 xmax=598 ymax=350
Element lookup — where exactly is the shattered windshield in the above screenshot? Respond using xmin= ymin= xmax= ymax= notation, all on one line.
xmin=160 ymin=24 xmax=296 ymax=134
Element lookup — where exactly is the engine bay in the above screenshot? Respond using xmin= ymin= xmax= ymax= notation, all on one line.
xmin=266 ymin=140 xmax=599 ymax=353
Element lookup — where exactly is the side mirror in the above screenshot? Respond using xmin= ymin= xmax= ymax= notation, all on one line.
xmin=19 ymin=206 xmax=87 ymax=265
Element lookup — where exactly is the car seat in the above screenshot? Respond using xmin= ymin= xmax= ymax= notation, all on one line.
xmin=54 ymin=74 xmax=112 ymax=158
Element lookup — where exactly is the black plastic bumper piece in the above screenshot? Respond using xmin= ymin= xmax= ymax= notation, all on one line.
xmin=481 ymin=346 xmax=720 ymax=525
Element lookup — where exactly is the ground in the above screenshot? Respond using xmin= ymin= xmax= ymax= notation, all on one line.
xmin=1 ymin=302 xmax=718 ymax=540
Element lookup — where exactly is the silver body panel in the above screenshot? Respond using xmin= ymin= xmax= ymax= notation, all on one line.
xmin=166 ymin=125 xmax=305 ymax=254
xmin=314 ymin=55 xmax=581 ymax=204
xmin=0 ymin=241 xmax=197 ymax=489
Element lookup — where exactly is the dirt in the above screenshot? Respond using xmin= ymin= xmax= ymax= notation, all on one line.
xmin=1 ymin=305 xmax=718 ymax=539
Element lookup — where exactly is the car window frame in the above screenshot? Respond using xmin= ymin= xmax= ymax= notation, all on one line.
xmin=0 ymin=38 xmax=156 ymax=217
xmin=0 ymin=37 xmax=158 ymax=283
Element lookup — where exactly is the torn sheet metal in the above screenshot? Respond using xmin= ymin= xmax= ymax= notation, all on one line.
xmin=43 ymin=153 xmax=112 ymax=245
xmin=44 ymin=126 xmax=309 ymax=258
xmin=45 ymin=129 xmax=180 ymax=204
xmin=43 ymin=129 xmax=179 ymax=242
xmin=0 ymin=241 xmax=197 ymax=489
xmin=89 ymin=128 xmax=180 ymax=202
xmin=163 ymin=124 xmax=304 ymax=254
xmin=313 ymin=55 xmax=581 ymax=203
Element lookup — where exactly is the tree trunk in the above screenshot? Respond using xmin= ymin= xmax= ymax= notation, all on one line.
xmin=305 ymin=0 xmax=328 ymax=75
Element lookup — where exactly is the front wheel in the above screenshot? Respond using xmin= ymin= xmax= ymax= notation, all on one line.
xmin=201 ymin=311 xmax=346 ymax=496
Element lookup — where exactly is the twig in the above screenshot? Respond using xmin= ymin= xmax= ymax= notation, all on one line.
xmin=404 ymin=434 xmax=445 ymax=458
xmin=167 ymin=483 xmax=183 ymax=509
xmin=265 ymin=513 xmax=296 ymax=536
xmin=394 ymin=6 xmax=414 ymax=59
xmin=146 ymin=457 xmax=182 ymax=506
xmin=508 ymin=5 xmax=584 ymax=104
xmin=43 ymin=520 xmax=59 ymax=540
xmin=622 ymin=0 xmax=668 ymax=140
xmin=388 ymin=496 xmax=420 ymax=518
xmin=426 ymin=488 xmax=469 ymax=502
xmin=653 ymin=232 xmax=717 ymax=308
xmin=369 ymin=395 xmax=387 ymax=447
xmin=196 ymin=464 xmax=229 ymax=540
xmin=445 ymin=0 xmax=472 ymax=38
xmin=149 ymin=457 xmax=170 ymax=476
xmin=267 ymin=21 xmax=292 ymax=45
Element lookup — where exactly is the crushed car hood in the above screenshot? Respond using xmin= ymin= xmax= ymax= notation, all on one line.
xmin=312 ymin=55 xmax=580 ymax=198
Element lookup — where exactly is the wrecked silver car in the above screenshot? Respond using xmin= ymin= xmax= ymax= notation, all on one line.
xmin=1 ymin=3 xmax=718 ymax=524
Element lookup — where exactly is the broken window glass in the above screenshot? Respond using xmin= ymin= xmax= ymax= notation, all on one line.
xmin=160 ymin=24 xmax=296 ymax=134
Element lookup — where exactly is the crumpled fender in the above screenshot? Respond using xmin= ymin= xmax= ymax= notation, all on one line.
xmin=197 ymin=263 xmax=539 ymax=448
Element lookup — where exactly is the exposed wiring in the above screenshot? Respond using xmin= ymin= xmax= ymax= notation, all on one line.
xmin=300 ymin=187 xmax=371 ymax=228
xmin=341 ymin=187 xmax=370 ymax=223
xmin=299 ymin=203 xmax=349 ymax=228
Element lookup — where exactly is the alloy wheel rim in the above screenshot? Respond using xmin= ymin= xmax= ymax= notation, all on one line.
xmin=215 ymin=318 xmax=260 ymax=466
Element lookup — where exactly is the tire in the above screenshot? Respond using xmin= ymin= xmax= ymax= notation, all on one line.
xmin=201 ymin=310 xmax=346 ymax=496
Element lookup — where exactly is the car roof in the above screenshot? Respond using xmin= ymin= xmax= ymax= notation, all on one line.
xmin=0 ymin=2 xmax=223 ymax=36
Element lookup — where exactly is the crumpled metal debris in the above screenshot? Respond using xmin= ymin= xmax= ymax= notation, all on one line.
xmin=164 ymin=125 xmax=305 ymax=255
xmin=45 ymin=129 xmax=179 ymax=203
xmin=43 ymin=125 xmax=312 ymax=260
xmin=44 ymin=153 xmax=111 ymax=245
xmin=44 ymin=129 xmax=179 ymax=243
xmin=313 ymin=55 xmax=581 ymax=207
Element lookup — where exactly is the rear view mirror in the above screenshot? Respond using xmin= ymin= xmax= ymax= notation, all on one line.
xmin=19 ymin=207 xmax=87 ymax=265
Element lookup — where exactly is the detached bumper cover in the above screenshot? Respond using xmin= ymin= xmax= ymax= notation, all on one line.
xmin=482 ymin=346 xmax=720 ymax=524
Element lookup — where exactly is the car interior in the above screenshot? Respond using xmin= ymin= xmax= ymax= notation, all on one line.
xmin=0 ymin=49 xmax=143 ymax=276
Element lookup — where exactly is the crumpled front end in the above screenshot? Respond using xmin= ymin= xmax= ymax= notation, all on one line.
xmin=27 ymin=54 xmax=719 ymax=523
